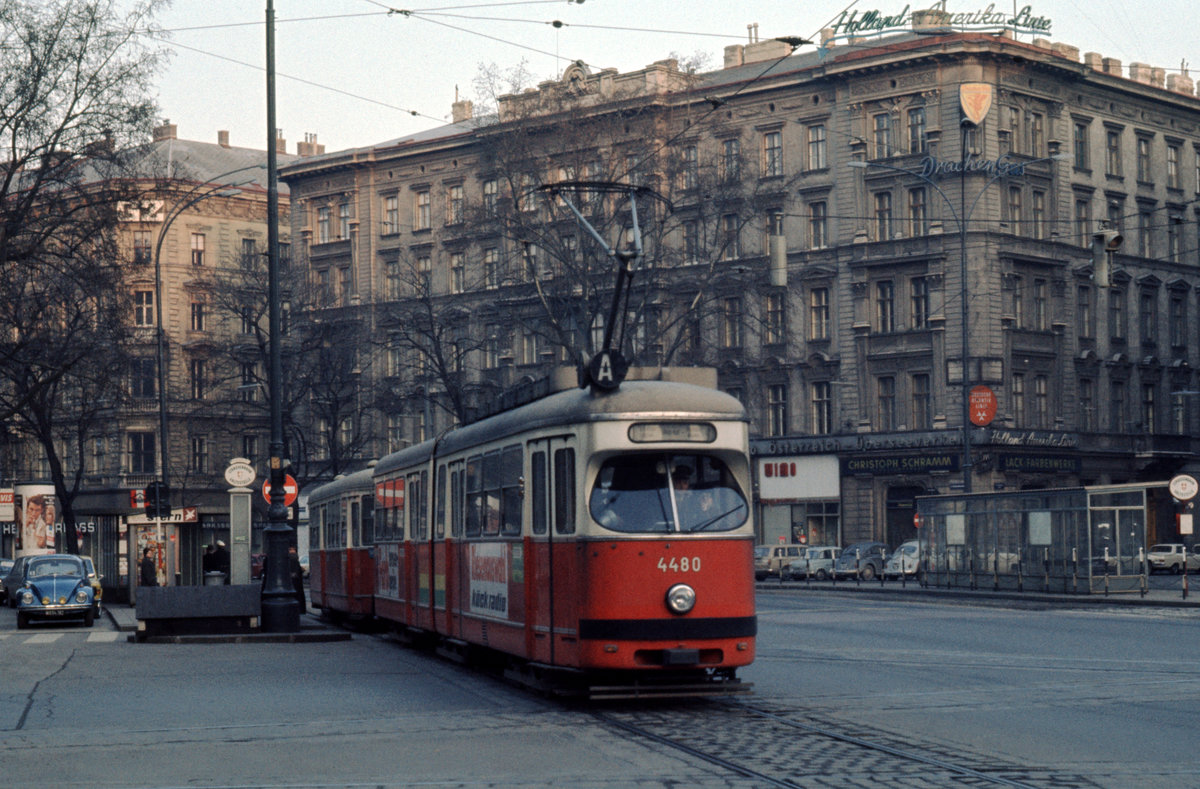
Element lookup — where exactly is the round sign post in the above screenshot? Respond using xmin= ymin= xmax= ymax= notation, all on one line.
xmin=262 ymin=473 xmax=299 ymax=507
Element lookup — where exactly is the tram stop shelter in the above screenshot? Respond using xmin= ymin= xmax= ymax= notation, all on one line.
xmin=916 ymin=483 xmax=1175 ymax=595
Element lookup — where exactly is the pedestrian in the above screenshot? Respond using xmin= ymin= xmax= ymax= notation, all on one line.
xmin=288 ymin=544 xmax=306 ymax=614
xmin=202 ymin=543 xmax=216 ymax=574
xmin=213 ymin=540 xmax=230 ymax=582
xmin=139 ymin=547 xmax=157 ymax=587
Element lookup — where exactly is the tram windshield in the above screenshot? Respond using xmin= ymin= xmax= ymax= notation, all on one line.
xmin=589 ymin=453 xmax=748 ymax=534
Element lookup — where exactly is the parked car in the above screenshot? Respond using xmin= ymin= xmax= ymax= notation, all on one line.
xmin=0 ymin=558 xmax=13 ymax=604
xmin=11 ymin=553 xmax=96 ymax=628
xmin=884 ymin=540 xmax=921 ymax=579
xmin=3 ymin=555 xmax=30 ymax=608
xmin=782 ymin=546 xmax=841 ymax=581
xmin=79 ymin=555 xmax=103 ymax=616
xmin=1147 ymin=543 xmax=1200 ymax=574
xmin=833 ymin=541 xmax=888 ymax=580
xmin=754 ymin=544 xmax=806 ymax=580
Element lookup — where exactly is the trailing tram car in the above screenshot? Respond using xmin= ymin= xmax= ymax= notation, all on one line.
xmin=372 ymin=379 xmax=757 ymax=698
xmin=307 ymin=466 xmax=376 ymax=621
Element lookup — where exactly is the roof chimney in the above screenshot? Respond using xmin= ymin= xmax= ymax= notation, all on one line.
xmin=296 ymin=132 xmax=325 ymax=157
xmin=452 ymin=100 xmax=473 ymax=123
xmin=152 ymin=120 xmax=177 ymax=142
xmin=218 ymin=130 xmax=230 ymax=148
xmin=275 ymin=129 xmax=287 ymax=155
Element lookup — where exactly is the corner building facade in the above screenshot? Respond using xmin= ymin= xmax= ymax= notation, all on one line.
xmin=282 ymin=25 xmax=1200 ymax=551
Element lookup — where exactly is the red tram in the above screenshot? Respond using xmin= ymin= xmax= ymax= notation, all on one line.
xmin=307 ymin=466 xmax=375 ymax=620
xmin=309 ymin=379 xmax=756 ymax=698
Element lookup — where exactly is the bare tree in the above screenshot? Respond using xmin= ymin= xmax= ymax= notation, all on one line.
xmin=0 ymin=0 xmax=166 ymax=549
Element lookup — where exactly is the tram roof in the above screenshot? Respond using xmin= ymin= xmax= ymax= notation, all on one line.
xmin=307 ymin=465 xmax=376 ymax=502
xmin=374 ymin=380 xmax=745 ymax=477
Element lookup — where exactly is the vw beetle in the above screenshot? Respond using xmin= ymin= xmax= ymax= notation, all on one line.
xmin=13 ymin=554 xmax=96 ymax=629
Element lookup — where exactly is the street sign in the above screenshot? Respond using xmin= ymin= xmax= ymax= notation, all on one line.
xmin=969 ymin=385 xmax=998 ymax=426
xmin=262 ymin=474 xmax=299 ymax=507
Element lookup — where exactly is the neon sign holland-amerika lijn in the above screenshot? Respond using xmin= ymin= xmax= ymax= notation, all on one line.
xmin=827 ymin=1 xmax=1052 ymax=40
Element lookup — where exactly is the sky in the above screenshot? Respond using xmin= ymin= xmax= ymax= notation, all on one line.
xmin=138 ymin=0 xmax=1200 ymax=155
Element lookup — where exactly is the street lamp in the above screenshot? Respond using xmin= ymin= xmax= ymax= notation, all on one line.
xmin=850 ymin=149 xmax=1068 ymax=493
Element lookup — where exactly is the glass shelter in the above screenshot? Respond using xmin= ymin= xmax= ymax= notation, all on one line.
xmin=917 ymin=484 xmax=1169 ymax=594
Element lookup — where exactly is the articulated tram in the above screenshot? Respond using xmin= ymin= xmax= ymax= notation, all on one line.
xmin=308 ymin=378 xmax=757 ymax=698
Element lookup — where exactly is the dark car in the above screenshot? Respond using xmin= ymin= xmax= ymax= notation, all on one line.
xmin=3 ymin=555 xmax=30 ymax=607
xmin=11 ymin=553 xmax=96 ymax=628
xmin=833 ymin=541 xmax=888 ymax=580
xmin=0 ymin=558 xmax=14 ymax=604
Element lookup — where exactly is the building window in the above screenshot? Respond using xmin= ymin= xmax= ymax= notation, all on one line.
xmin=1079 ymin=378 xmax=1096 ymax=431
xmin=447 ymin=185 xmax=464 ymax=225
xmin=190 ymin=232 xmax=205 ymax=266
xmin=1137 ymin=209 xmax=1153 ymax=257
xmin=1170 ymin=293 xmax=1186 ymax=348
xmin=1026 ymin=112 xmax=1045 ymax=157
xmin=482 ymin=179 xmax=498 ymax=215
xmin=134 ymin=290 xmax=154 ymax=327
xmin=873 ymin=113 xmax=892 ymax=158
xmin=1031 ymin=190 xmax=1046 ymax=240
xmin=1012 ymin=276 xmax=1025 ymax=328
xmin=1005 ymin=106 xmax=1021 ymax=154
xmin=807 ymin=124 xmax=826 ymax=170
xmin=1075 ymin=198 xmax=1091 ymax=247
xmin=338 ymin=266 xmax=352 ymax=305
xmin=1140 ymin=290 xmax=1158 ymax=346
xmin=683 ymin=220 xmax=699 ymax=263
xmin=721 ymin=138 xmax=740 ymax=181
xmin=1109 ymin=379 xmax=1127 ymax=432
xmin=1073 ymin=121 xmax=1090 ymax=169
xmin=1168 ymin=144 xmax=1181 ymax=189
xmin=808 ymin=201 xmax=827 ymax=249
xmin=1168 ymin=214 xmax=1182 ymax=262
xmin=767 ymin=384 xmax=788 ymax=437
xmin=764 ymin=292 xmax=786 ymax=345
xmin=190 ymin=359 xmax=207 ymax=400
xmin=1109 ymin=286 xmax=1126 ymax=340
xmin=878 ymin=376 xmax=896 ymax=431
xmin=1078 ymin=285 xmax=1095 ymax=339
xmin=414 ymin=191 xmax=430 ymax=230
xmin=1007 ymin=186 xmax=1023 ymax=233
xmin=133 ymin=230 xmax=151 ymax=265
xmin=338 ymin=202 xmax=350 ymax=239
xmin=809 ymin=287 xmax=829 ymax=340
xmin=450 ymin=252 xmax=465 ymax=294
xmin=1173 ymin=391 xmax=1188 ymax=435
xmin=873 ymin=191 xmax=892 ymax=241
xmin=876 ymin=280 xmax=895 ymax=333
xmin=384 ymin=259 xmax=400 ymax=300
xmin=907 ymin=107 xmax=927 ymax=154
xmin=1142 ymin=384 xmax=1157 ymax=433
xmin=190 ymin=436 xmax=209 ymax=474
xmin=1012 ymin=373 xmax=1026 ymax=426
xmin=1032 ymin=279 xmax=1047 ymax=331
xmin=383 ymin=195 xmax=399 ymax=234
xmin=1136 ymin=136 xmax=1152 ymax=182
xmin=911 ymin=373 xmax=931 ymax=430
xmin=240 ymin=363 xmax=258 ymax=402
xmin=720 ymin=213 xmax=740 ymax=260
xmin=762 ymin=130 xmax=783 ymax=177
xmin=910 ymin=276 xmax=929 ymax=330
xmin=128 ymin=432 xmax=155 ymax=475
xmin=483 ymin=247 xmax=499 ymax=289
xmin=190 ymin=301 xmax=205 ymax=332
xmin=721 ymin=297 xmax=743 ymax=348
xmin=1034 ymin=375 xmax=1049 ymax=428
xmin=1106 ymin=128 xmax=1123 ymax=176
xmin=810 ymin=381 xmax=832 ymax=435
xmin=681 ymin=145 xmax=698 ymax=190
xmin=416 ymin=255 xmax=432 ymax=293
xmin=908 ymin=187 xmax=927 ymax=236
xmin=131 ymin=357 xmax=156 ymax=398
xmin=317 ymin=206 xmax=330 ymax=243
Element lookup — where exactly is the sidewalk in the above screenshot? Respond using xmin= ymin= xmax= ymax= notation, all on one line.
xmin=105 ymin=599 xmax=352 ymax=643
xmin=758 ymin=576 xmax=1200 ymax=609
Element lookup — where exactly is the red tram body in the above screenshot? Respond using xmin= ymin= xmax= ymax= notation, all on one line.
xmin=308 ymin=468 xmax=375 ymax=620
xmin=308 ymin=380 xmax=756 ymax=697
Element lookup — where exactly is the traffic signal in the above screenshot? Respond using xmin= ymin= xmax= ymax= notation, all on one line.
xmin=1092 ymin=228 xmax=1122 ymax=288
xmin=144 ymin=481 xmax=171 ymax=519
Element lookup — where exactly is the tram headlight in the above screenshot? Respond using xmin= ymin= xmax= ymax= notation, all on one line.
xmin=665 ymin=583 xmax=696 ymax=615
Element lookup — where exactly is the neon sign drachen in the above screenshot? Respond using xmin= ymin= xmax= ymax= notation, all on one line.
xmin=828 ymin=2 xmax=1052 ymax=39
xmin=919 ymin=153 xmax=1040 ymax=180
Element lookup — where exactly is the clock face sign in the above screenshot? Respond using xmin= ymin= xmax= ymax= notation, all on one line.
xmin=1169 ymin=474 xmax=1198 ymax=502
xmin=224 ymin=461 xmax=256 ymax=488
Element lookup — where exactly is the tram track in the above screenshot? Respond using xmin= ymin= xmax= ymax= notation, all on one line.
xmin=594 ymin=700 xmax=1099 ymax=789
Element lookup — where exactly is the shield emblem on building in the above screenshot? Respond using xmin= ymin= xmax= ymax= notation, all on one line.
xmin=959 ymin=83 xmax=993 ymax=125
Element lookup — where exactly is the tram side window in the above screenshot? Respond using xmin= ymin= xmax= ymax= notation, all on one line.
xmin=531 ymin=451 xmax=547 ymax=535
xmin=450 ymin=463 xmax=464 ymax=537
xmin=360 ymin=495 xmax=375 ymax=545
xmin=350 ymin=500 xmax=360 ymax=546
xmin=500 ymin=445 xmax=522 ymax=536
xmin=394 ymin=478 xmax=405 ymax=540
xmin=408 ymin=472 xmax=427 ymax=540
xmin=483 ymin=450 xmax=502 ymax=536
xmin=466 ymin=455 xmax=483 ymax=537
xmin=554 ymin=447 xmax=576 ymax=535
xmin=435 ymin=466 xmax=447 ymax=538
xmin=310 ymin=507 xmax=321 ymax=549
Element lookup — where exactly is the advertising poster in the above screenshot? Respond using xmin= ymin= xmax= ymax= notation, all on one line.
xmin=16 ymin=483 xmax=57 ymax=557
xmin=468 ymin=542 xmax=508 ymax=618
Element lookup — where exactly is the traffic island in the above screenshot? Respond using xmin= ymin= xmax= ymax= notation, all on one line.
xmin=134 ymin=585 xmax=262 ymax=641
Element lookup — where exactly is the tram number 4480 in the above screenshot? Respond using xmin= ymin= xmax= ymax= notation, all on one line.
xmin=658 ymin=557 xmax=701 ymax=572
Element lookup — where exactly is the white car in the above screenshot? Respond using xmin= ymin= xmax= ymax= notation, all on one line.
xmin=1147 ymin=543 xmax=1200 ymax=574
xmin=782 ymin=546 xmax=841 ymax=581
xmin=884 ymin=540 xmax=921 ymax=579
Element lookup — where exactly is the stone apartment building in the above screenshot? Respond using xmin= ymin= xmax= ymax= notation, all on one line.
xmin=280 ymin=21 xmax=1200 ymax=550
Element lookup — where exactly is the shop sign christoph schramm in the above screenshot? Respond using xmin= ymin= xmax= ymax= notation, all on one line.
xmin=826 ymin=1 xmax=1052 ymax=40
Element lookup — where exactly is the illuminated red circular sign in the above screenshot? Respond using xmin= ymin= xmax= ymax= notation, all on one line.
xmin=969 ymin=385 xmax=998 ymax=427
